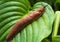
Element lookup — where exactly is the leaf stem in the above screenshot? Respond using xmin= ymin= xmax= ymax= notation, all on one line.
xmin=52 ymin=11 xmax=60 ymax=37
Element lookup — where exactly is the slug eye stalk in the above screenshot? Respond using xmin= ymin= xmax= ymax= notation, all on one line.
xmin=6 ymin=6 xmax=46 ymax=42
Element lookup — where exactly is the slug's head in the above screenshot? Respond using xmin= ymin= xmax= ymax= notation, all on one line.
xmin=36 ymin=5 xmax=47 ymax=13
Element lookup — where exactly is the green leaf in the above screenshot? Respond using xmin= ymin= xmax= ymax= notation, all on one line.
xmin=42 ymin=39 xmax=50 ymax=42
xmin=29 ymin=0 xmax=55 ymax=6
xmin=52 ymin=11 xmax=60 ymax=42
xmin=52 ymin=36 xmax=60 ymax=42
xmin=52 ymin=11 xmax=60 ymax=37
xmin=54 ymin=0 xmax=60 ymax=10
xmin=0 ymin=0 xmax=30 ymax=42
xmin=0 ymin=0 xmax=54 ymax=42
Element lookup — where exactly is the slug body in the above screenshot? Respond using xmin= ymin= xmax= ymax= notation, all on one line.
xmin=6 ymin=6 xmax=46 ymax=42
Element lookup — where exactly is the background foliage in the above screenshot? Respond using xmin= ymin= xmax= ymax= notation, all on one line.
xmin=0 ymin=0 xmax=60 ymax=42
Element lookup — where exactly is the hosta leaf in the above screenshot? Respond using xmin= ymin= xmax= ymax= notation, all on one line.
xmin=0 ymin=0 xmax=54 ymax=42
xmin=29 ymin=0 xmax=55 ymax=6
xmin=52 ymin=36 xmax=60 ymax=42
xmin=52 ymin=11 xmax=60 ymax=37
xmin=54 ymin=0 xmax=60 ymax=10
xmin=42 ymin=39 xmax=50 ymax=42
xmin=52 ymin=11 xmax=60 ymax=42
xmin=11 ymin=2 xmax=54 ymax=42
xmin=31 ymin=2 xmax=54 ymax=42
xmin=0 ymin=0 xmax=30 ymax=42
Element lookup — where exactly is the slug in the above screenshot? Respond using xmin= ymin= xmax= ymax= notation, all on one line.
xmin=6 ymin=6 xmax=46 ymax=42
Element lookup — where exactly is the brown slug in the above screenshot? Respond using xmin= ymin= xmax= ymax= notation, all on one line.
xmin=6 ymin=6 xmax=46 ymax=42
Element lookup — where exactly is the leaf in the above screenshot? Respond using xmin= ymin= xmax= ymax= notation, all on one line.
xmin=54 ymin=0 xmax=60 ymax=10
xmin=42 ymin=39 xmax=50 ymax=42
xmin=52 ymin=11 xmax=60 ymax=42
xmin=29 ymin=0 xmax=55 ymax=6
xmin=0 ymin=0 xmax=30 ymax=42
xmin=52 ymin=36 xmax=60 ymax=42
xmin=0 ymin=0 xmax=54 ymax=42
